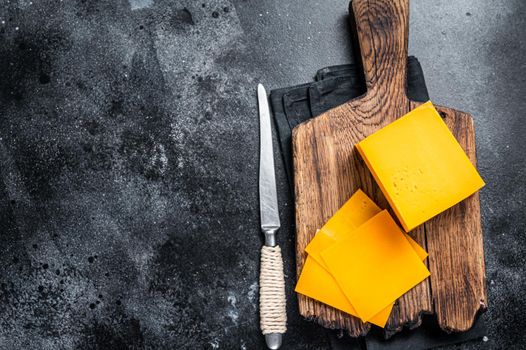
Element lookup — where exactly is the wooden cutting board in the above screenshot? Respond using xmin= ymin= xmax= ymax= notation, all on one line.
xmin=292 ymin=0 xmax=486 ymax=337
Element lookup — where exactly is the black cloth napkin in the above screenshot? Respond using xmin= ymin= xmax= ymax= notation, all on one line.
xmin=269 ymin=57 xmax=486 ymax=348
xmin=271 ymin=56 xmax=429 ymax=189
xmin=328 ymin=315 xmax=486 ymax=350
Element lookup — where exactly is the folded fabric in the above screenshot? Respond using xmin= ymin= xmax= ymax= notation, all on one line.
xmin=270 ymin=56 xmax=430 ymax=188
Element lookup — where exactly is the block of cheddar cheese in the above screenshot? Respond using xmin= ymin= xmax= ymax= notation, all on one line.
xmin=356 ymin=101 xmax=485 ymax=232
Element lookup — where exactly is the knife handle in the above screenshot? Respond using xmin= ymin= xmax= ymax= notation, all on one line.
xmin=259 ymin=245 xmax=286 ymax=349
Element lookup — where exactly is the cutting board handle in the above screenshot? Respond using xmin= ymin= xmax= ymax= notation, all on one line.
xmin=351 ymin=0 xmax=409 ymax=99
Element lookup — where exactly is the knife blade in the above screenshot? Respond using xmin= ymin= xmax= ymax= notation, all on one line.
xmin=257 ymin=83 xmax=286 ymax=349
xmin=258 ymin=83 xmax=280 ymax=243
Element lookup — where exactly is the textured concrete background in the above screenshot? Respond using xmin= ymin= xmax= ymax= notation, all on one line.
xmin=0 ymin=0 xmax=524 ymax=349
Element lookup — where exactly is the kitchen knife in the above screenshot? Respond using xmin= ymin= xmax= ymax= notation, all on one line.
xmin=257 ymin=83 xmax=286 ymax=349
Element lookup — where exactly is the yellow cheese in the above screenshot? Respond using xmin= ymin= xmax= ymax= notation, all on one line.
xmin=406 ymin=233 xmax=428 ymax=260
xmin=306 ymin=190 xmax=428 ymax=267
xmin=297 ymin=190 xmax=428 ymax=327
xmin=321 ymin=210 xmax=430 ymax=322
xmin=296 ymin=256 xmax=393 ymax=327
xmin=356 ymin=101 xmax=485 ymax=232
xmin=305 ymin=189 xmax=381 ymax=267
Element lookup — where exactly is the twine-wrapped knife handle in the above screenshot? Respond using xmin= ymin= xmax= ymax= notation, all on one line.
xmin=260 ymin=245 xmax=287 ymax=346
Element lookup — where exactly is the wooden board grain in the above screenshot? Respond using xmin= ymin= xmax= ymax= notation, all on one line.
xmin=426 ymin=106 xmax=487 ymax=333
xmin=292 ymin=0 xmax=486 ymax=337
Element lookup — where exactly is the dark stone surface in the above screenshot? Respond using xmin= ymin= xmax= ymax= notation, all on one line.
xmin=0 ymin=0 xmax=523 ymax=349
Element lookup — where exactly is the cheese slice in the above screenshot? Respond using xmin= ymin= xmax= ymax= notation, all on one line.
xmin=297 ymin=190 xmax=427 ymax=327
xmin=321 ymin=210 xmax=430 ymax=322
xmin=305 ymin=189 xmax=381 ymax=267
xmin=306 ymin=190 xmax=428 ymax=267
xmin=295 ymin=256 xmax=392 ymax=327
xmin=296 ymin=241 xmax=426 ymax=328
xmin=406 ymin=233 xmax=428 ymax=261
xmin=356 ymin=101 xmax=485 ymax=232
